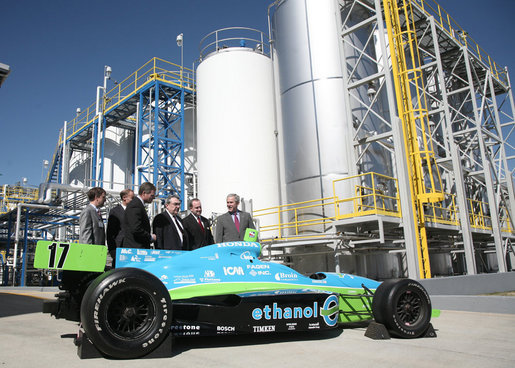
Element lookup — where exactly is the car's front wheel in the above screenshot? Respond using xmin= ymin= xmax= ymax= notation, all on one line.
xmin=80 ymin=268 xmax=172 ymax=359
xmin=372 ymin=278 xmax=431 ymax=338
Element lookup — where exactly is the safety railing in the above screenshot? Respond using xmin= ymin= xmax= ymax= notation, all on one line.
xmin=414 ymin=0 xmax=507 ymax=84
xmin=199 ymin=27 xmax=270 ymax=59
xmin=102 ymin=57 xmax=195 ymax=113
xmin=0 ymin=185 xmax=39 ymax=214
xmin=467 ymin=198 xmax=493 ymax=231
xmin=254 ymin=173 xmax=402 ymax=240
xmin=423 ymin=192 xmax=459 ymax=226
xmin=58 ymin=57 xmax=194 ymax=144
xmin=333 ymin=173 xmax=401 ymax=219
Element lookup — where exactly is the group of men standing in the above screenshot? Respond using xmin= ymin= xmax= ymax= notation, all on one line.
xmin=79 ymin=183 xmax=254 ymax=258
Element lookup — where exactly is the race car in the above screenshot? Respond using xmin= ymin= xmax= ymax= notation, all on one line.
xmin=34 ymin=240 xmax=434 ymax=359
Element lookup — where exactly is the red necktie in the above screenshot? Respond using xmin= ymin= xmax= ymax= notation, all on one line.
xmin=234 ymin=213 xmax=240 ymax=232
xmin=197 ymin=216 xmax=205 ymax=232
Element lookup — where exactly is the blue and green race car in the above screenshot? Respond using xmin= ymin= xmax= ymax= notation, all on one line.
xmin=34 ymin=240 xmax=434 ymax=359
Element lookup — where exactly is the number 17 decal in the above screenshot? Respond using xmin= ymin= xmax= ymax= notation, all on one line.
xmin=47 ymin=242 xmax=70 ymax=268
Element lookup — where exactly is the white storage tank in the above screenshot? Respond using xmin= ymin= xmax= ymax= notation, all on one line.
xmin=196 ymin=28 xmax=280 ymax=219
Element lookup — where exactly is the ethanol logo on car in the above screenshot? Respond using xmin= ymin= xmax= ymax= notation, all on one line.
xmin=250 ymin=295 xmax=339 ymax=327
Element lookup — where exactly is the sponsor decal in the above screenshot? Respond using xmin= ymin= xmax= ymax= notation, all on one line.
xmin=130 ymin=255 xmax=141 ymax=262
xmin=286 ymin=322 xmax=297 ymax=331
xmin=120 ymin=248 xmax=133 ymax=255
xmin=223 ymin=266 xmax=244 ymax=276
xmin=321 ymin=295 xmax=339 ymax=327
xmin=217 ymin=242 xmax=259 ymax=248
xmin=274 ymin=272 xmax=298 ymax=281
xmin=119 ymin=255 xmax=128 ymax=261
xmin=160 ymin=275 xmax=168 ymax=280
xmin=137 ymin=249 xmax=148 ymax=255
xmin=217 ymin=326 xmax=236 ymax=332
xmin=252 ymin=302 xmax=318 ymax=321
xmin=249 ymin=269 xmax=271 ymax=277
xmin=247 ymin=264 xmax=269 ymax=269
xmin=173 ymin=274 xmax=196 ymax=284
xmin=253 ymin=325 xmax=275 ymax=333
xmin=151 ymin=250 xmax=160 ymax=255
xmin=171 ymin=325 xmax=200 ymax=331
xmin=240 ymin=251 xmax=254 ymax=260
xmin=199 ymin=269 xmax=221 ymax=282
xmin=308 ymin=322 xmax=320 ymax=329
xmin=144 ymin=256 xmax=156 ymax=262
xmin=311 ymin=280 xmax=327 ymax=284
xmin=204 ymin=270 xmax=215 ymax=278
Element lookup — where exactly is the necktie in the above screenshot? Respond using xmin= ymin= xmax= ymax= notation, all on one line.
xmin=174 ymin=216 xmax=184 ymax=244
xmin=234 ymin=213 xmax=240 ymax=232
xmin=197 ymin=216 xmax=205 ymax=232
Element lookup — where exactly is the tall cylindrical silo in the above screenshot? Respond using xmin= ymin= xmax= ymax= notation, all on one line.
xmin=272 ymin=0 xmax=355 ymax=214
xmin=196 ymin=28 xmax=280 ymax=221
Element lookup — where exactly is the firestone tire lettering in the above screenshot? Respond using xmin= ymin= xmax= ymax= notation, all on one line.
xmin=80 ymin=268 xmax=173 ymax=359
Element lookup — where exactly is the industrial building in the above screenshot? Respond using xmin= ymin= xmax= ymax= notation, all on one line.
xmin=1 ymin=0 xmax=514 ymax=286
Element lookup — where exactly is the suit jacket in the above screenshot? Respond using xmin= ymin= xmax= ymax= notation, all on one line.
xmin=183 ymin=213 xmax=214 ymax=250
xmin=152 ymin=212 xmax=189 ymax=250
xmin=79 ymin=204 xmax=106 ymax=245
xmin=106 ymin=204 xmax=125 ymax=257
xmin=215 ymin=210 xmax=254 ymax=243
xmin=123 ymin=197 xmax=152 ymax=248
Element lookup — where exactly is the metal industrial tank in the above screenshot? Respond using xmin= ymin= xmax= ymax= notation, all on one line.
xmin=272 ymin=0 xmax=354 ymax=211
xmin=196 ymin=28 xmax=280 ymax=226
xmin=272 ymin=0 xmax=400 ymax=276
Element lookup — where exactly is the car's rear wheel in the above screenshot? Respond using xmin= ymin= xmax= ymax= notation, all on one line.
xmin=80 ymin=268 xmax=172 ymax=359
xmin=372 ymin=278 xmax=431 ymax=338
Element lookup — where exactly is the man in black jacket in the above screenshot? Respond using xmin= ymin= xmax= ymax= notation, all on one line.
xmin=106 ymin=188 xmax=134 ymax=258
xmin=183 ymin=198 xmax=214 ymax=249
xmin=123 ymin=182 xmax=156 ymax=248
xmin=152 ymin=195 xmax=189 ymax=250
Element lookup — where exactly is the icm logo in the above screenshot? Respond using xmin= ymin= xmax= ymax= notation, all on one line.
xmin=321 ymin=295 xmax=339 ymax=327
xmin=204 ymin=270 xmax=215 ymax=277
xmin=223 ymin=266 xmax=244 ymax=276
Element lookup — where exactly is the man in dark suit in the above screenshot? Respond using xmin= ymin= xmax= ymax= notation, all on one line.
xmin=123 ymin=182 xmax=156 ymax=248
xmin=152 ymin=195 xmax=189 ymax=250
xmin=215 ymin=193 xmax=254 ymax=243
xmin=79 ymin=187 xmax=106 ymax=245
xmin=106 ymin=188 xmax=134 ymax=259
xmin=183 ymin=198 xmax=214 ymax=250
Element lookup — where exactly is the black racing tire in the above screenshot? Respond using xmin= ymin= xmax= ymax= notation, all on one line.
xmin=372 ymin=278 xmax=431 ymax=338
xmin=80 ymin=268 xmax=172 ymax=359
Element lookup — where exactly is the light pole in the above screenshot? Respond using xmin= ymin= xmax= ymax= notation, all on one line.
xmin=176 ymin=33 xmax=184 ymax=84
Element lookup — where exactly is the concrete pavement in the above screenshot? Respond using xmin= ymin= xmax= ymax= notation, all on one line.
xmin=0 ymin=289 xmax=514 ymax=367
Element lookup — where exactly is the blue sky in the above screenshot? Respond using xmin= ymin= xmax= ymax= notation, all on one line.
xmin=1 ymin=0 xmax=514 ymax=186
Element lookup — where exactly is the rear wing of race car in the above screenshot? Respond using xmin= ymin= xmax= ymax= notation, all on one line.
xmin=34 ymin=241 xmax=107 ymax=272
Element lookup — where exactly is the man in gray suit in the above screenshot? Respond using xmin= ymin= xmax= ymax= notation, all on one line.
xmin=79 ymin=187 xmax=107 ymax=245
xmin=215 ymin=193 xmax=254 ymax=243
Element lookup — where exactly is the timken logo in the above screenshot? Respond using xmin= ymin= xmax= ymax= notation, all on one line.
xmin=253 ymin=325 xmax=275 ymax=333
